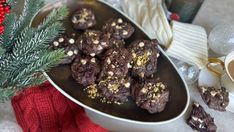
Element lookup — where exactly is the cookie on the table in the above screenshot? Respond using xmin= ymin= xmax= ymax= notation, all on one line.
xmin=128 ymin=39 xmax=160 ymax=79
xmin=71 ymin=8 xmax=96 ymax=30
xmin=187 ymin=103 xmax=217 ymax=132
xmin=102 ymin=18 xmax=135 ymax=40
xmin=131 ymin=79 xmax=169 ymax=114
xmin=99 ymin=48 xmax=132 ymax=79
xmin=76 ymin=30 xmax=110 ymax=56
xmin=199 ymin=86 xmax=229 ymax=111
xmin=71 ymin=56 xmax=101 ymax=86
xmin=98 ymin=76 xmax=131 ymax=103
xmin=51 ymin=33 xmax=79 ymax=64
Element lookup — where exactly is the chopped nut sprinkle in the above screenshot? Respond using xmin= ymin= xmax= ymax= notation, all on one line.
xmin=67 ymin=51 xmax=74 ymax=56
xmin=122 ymin=30 xmax=128 ymax=35
xmin=58 ymin=38 xmax=64 ymax=43
xmin=81 ymin=59 xmax=87 ymax=65
xmin=93 ymin=39 xmax=99 ymax=44
xmin=117 ymin=18 xmax=123 ymax=23
xmin=90 ymin=58 xmax=96 ymax=63
xmin=90 ymin=53 xmax=95 ymax=57
xmin=69 ymin=38 xmax=75 ymax=44
xmin=111 ymin=22 xmax=116 ymax=26
xmin=85 ymin=84 xmax=99 ymax=99
xmin=139 ymin=42 xmax=145 ymax=47
xmin=53 ymin=41 xmax=59 ymax=46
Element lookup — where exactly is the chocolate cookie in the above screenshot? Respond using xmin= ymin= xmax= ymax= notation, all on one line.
xmin=76 ymin=30 xmax=110 ymax=56
xmin=187 ymin=103 xmax=217 ymax=132
xmin=199 ymin=86 xmax=229 ymax=111
xmin=61 ymin=45 xmax=80 ymax=64
xmin=71 ymin=8 xmax=96 ymax=30
xmin=109 ymin=38 xmax=125 ymax=48
xmin=98 ymin=76 xmax=131 ymax=103
xmin=71 ymin=56 xmax=101 ymax=86
xmin=129 ymin=40 xmax=160 ymax=79
xmin=51 ymin=34 xmax=79 ymax=64
xmin=102 ymin=18 xmax=135 ymax=40
xmin=99 ymin=48 xmax=132 ymax=79
xmin=131 ymin=79 xmax=169 ymax=114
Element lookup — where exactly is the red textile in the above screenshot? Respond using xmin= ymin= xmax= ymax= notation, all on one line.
xmin=11 ymin=81 xmax=107 ymax=132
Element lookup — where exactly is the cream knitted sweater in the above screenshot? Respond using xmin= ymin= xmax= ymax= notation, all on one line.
xmin=120 ymin=0 xmax=208 ymax=69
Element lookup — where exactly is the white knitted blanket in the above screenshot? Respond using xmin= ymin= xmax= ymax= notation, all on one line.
xmin=120 ymin=0 xmax=208 ymax=68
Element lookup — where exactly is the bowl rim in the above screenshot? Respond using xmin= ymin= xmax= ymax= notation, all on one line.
xmin=42 ymin=0 xmax=190 ymax=125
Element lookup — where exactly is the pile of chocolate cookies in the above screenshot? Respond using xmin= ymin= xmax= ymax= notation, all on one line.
xmin=51 ymin=8 xmax=170 ymax=114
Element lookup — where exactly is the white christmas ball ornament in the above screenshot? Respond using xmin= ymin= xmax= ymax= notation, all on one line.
xmin=208 ymin=23 xmax=234 ymax=56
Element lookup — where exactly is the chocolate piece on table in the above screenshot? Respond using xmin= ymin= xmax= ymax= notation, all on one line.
xmin=51 ymin=33 xmax=79 ymax=64
xmin=187 ymin=103 xmax=217 ymax=132
xmin=128 ymin=39 xmax=160 ymax=79
xmin=76 ymin=30 xmax=110 ymax=56
xmin=98 ymin=76 xmax=131 ymax=103
xmin=102 ymin=18 xmax=135 ymax=40
xmin=131 ymin=79 xmax=169 ymax=114
xmin=71 ymin=56 xmax=100 ymax=86
xmin=199 ymin=86 xmax=229 ymax=111
xmin=99 ymin=48 xmax=132 ymax=79
xmin=71 ymin=8 xmax=96 ymax=30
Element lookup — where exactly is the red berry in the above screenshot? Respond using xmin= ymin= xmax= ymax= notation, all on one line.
xmin=4 ymin=6 xmax=9 ymax=13
xmin=1 ymin=15 xmax=5 ymax=19
xmin=0 ymin=25 xmax=4 ymax=34
xmin=170 ymin=13 xmax=180 ymax=21
xmin=0 ymin=19 xmax=4 ymax=23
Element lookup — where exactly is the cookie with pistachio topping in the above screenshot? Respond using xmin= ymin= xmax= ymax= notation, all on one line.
xmin=51 ymin=33 xmax=79 ymax=64
xmin=129 ymin=39 xmax=160 ymax=79
xmin=109 ymin=38 xmax=125 ymax=48
xmin=71 ymin=8 xmax=96 ymax=30
xmin=98 ymin=76 xmax=131 ymax=103
xmin=131 ymin=79 xmax=169 ymax=114
xmin=99 ymin=48 xmax=132 ymax=79
xmin=187 ymin=103 xmax=217 ymax=132
xmin=76 ymin=30 xmax=110 ymax=57
xmin=71 ymin=56 xmax=101 ymax=86
xmin=102 ymin=18 xmax=135 ymax=40
xmin=198 ymin=86 xmax=229 ymax=111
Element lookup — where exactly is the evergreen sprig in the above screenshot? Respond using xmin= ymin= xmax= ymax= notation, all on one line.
xmin=0 ymin=0 xmax=69 ymax=103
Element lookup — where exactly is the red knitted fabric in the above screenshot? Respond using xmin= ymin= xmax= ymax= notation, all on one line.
xmin=11 ymin=81 xmax=107 ymax=132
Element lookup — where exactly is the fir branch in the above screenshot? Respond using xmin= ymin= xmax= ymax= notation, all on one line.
xmin=0 ymin=0 xmax=68 ymax=102
xmin=14 ymin=0 xmax=44 ymax=33
xmin=4 ymin=0 xmax=44 ymax=51
xmin=1 ymin=13 xmax=17 ymax=48
xmin=0 ymin=87 xmax=16 ymax=103
xmin=38 ymin=6 xmax=69 ymax=31
xmin=13 ymin=23 xmax=63 ymax=57
xmin=7 ymin=0 xmax=17 ymax=10
xmin=0 ymin=47 xmax=4 ymax=56
xmin=11 ymin=49 xmax=64 ymax=87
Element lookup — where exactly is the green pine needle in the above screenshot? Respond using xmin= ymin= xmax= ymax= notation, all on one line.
xmin=38 ymin=6 xmax=69 ymax=31
xmin=0 ymin=87 xmax=17 ymax=103
xmin=3 ymin=0 xmax=44 ymax=51
xmin=1 ymin=13 xmax=17 ymax=48
xmin=0 ymin=0 xmax=68 ymax=103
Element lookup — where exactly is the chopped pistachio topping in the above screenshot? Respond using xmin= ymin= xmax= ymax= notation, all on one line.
xmin=85 ymin=84 xmax=99 ymax=99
